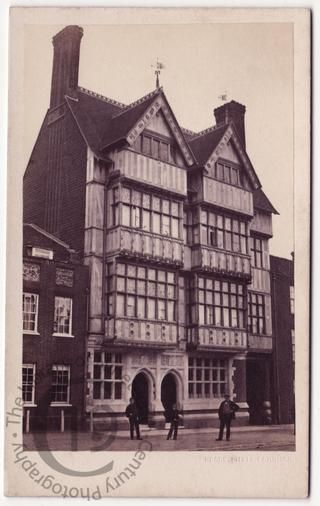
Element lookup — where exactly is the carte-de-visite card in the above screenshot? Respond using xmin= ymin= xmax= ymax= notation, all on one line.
xmin=5 ymin=6 xmax=310 ymax=498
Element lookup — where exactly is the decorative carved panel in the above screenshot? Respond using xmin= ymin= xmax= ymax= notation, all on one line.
xmin=23 ymin=262 xmax=40 ymax=282
xmin=190 ymin=327 xmax=247 ymax=349
xmin=55 ymin=268 xmax=74 ymax=287
xmin=161 ymin=354 xmax=184 ymax=367
xmin=131 ymin=354 xmax=157 ymax=366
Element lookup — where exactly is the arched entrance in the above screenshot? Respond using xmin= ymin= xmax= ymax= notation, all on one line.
xmin=132 ymin=372 xmax=149 ymax=424
xmin=161 ymin=373 xmax=177 ymax=412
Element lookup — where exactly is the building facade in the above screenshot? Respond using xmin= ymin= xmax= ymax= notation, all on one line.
xmin=23 ymin=25 xmax=282 ymax=430
xmin=22 ymin=224 xmax=89 ymax=431
xmin=270 ymin=255 xmax=295 ymax=425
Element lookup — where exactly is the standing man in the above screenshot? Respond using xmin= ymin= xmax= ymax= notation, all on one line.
xmin=216 ymin=394 xmax=239 ymax=441
xmin=165 ymin=403 xmax=181 ymax=440
xmin=125 ymin=397 xmax=142 ymax=440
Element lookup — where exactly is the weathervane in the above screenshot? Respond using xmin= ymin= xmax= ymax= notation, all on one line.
xmin=151 ymin=58 xmax=165 ymax=89
xmin=218 ymin=92 xmax=228 ymax=102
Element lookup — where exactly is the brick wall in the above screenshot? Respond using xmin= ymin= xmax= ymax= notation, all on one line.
xmin=270 ymin=255 xmax=295 ymax=424
xmin=23 ymin=106 xmax=88 ymax=257
xmin=23 ymin=257 xmax=89 ymax=431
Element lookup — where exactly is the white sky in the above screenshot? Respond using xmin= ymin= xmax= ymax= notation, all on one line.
xmin=23 ymin=22 xmax=293 ymax=259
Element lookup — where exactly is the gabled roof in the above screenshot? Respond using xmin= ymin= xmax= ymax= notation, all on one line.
xmin=100 ymin=89 xmax=160 ymax=148
xmin=53 ymin=88 xmax=275 ymax=207
xmin=66 ymin=86 xmax=196 ymax=166
xmin=253 ymin=188 xmax=279 ymax=215
xmin=66 ymin=88 xmax=124 ymax=152
xmin=188 ymin=122 xmax=261 ymax=190
xmin=188 ymin=125 xmax=229 ymax=167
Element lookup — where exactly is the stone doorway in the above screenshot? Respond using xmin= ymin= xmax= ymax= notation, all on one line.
xmin=132 ymin=372 xmax=149 ymax=424
xmin=161 ymin=373 xmax=177 ymax=414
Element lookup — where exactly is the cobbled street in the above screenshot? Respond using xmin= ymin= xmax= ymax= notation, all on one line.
xmin=24 ymin=425 xmax=295 ymax=452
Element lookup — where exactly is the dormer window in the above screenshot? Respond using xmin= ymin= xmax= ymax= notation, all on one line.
xmin=132 ymin=132 xmax=176 ymax=165
xmin=215 ymin=161 xmax=241 ymax=187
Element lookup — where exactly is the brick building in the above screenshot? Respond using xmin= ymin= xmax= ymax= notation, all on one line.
xmin=270 ymin=255 xmax=295 ymax=424
xmin=22 ymin=223 xmax=89 ymax=431
xmin=23 ymin=25 xmax=287 ymax=430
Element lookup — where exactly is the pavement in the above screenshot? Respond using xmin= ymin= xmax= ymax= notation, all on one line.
xmin=24 ymin=424 xmax=295 ymax=452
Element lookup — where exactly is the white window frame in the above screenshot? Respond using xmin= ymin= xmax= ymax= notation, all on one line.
xmin=53 ymin=296 xmax=73 ymax=337
xmin=290 ymin=285 xmax=295 ymax=314
xmin=291 ymin=329 xmax=295 ymax=362
xmin=22 ymin=364 xmax=36 ymax=405
xmin=51 ymin=364 xmax=71 ymax=406
xmin=23 ymin=292 xmax=39 ymax=334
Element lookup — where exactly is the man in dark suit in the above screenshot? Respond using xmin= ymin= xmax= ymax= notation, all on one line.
xmin=165 ymin=403 xmax=181 ymax=440
xmin=216 ymin=394 xmax=239 ymax=441
xmin=125 ymin=397 xmax=142 ymax=440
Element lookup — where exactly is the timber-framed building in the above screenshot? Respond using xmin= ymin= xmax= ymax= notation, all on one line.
xmin=23 ymin=25 xmax=281 ymax=430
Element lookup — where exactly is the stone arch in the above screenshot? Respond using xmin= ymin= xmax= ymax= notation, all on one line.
xmin=160 ymin=369 xmax=184 ymax=410
xmin=131 ymin=367 xmax=155 ymax=419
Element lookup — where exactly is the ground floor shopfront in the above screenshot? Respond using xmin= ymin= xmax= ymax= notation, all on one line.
xmin=86 ymin=346 xmax=273 ymax=430
xmin=22 ymin=347 xmax=275 ymax=432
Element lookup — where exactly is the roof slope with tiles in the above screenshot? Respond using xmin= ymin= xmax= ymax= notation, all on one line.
xmin=65 ymin=86 xmax=277 ymax=213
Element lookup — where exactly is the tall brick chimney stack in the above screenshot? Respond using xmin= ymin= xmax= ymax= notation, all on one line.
xmin=50 ymin=25 xmax=83 ymax=109
xmin=214 ymin=100 xmax=246 ymax=148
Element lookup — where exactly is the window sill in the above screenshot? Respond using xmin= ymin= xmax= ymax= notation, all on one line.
xmin=52 ymin=333 xmax=74 ymax=338
xmin=23 ymin=404 xmax=37 ymax=408
xmin=114 ymin=316 xmax=177 ymax=325
xmin=23 ymin=331 xmax=40 ymax=336
xmin=50 ymin=403 xmax=72 ymax=407
xmin=120 ymin=225 xmax=182 ymax=242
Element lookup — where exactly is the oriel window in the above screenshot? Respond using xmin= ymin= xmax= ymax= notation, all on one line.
xmin=120 ymin=187 xmax=181 ymax=240
xmin=200 ymin=210 xmax=248 ymax=254
xmin=196 ymin=277 xmax=245 ymax=329
xmin=114 ymin=263 xmax=176 ymax=322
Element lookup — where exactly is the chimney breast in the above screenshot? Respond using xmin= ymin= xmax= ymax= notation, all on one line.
xmin=214 ymin=100 xmax=246 ymax=148
xmin=50 ymin=25 xmax=83 ymax=109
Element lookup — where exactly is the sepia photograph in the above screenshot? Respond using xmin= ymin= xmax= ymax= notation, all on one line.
xmin=5 ymin=6 xmax=310 ymax=498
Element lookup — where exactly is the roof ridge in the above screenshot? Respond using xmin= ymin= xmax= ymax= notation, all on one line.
xmin=191 ymin=124 xmax=225 ymax=140
xmin=112 ymin=88 xmax=161 ymax=119
xmin=181 ymin=127 xmax=198 ymax=137
xmin=77 ymin=86 xmax=127 ymax=109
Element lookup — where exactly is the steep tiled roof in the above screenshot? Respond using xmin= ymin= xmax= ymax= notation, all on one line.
xmin=67 ymin=87 xmax=196 ymax=166
xmin=66 ymin=88 xmax=268 ymax=200
xmin=100 ymin=89 xmax=161 ymax=149
xmin=181 ymin=127 xmax=198 ymax=141
xmin=253 ymin=188 xmax=279 ymax=214
xmin=188 ymin=125 xmax=229 ymax=166
xmin=66 ymin=89 xmax=123 ymax=151
xmin=67 ymin=88 xmax=163 ymax=151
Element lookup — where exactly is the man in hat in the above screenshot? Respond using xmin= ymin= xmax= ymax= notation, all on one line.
xmin=216 ymin=394 xmax=239 ymax=441
xmin=125 ymin=397 xmax=142 ymax=440
xmin=165 ymin=403 xmax=181 ymax=440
